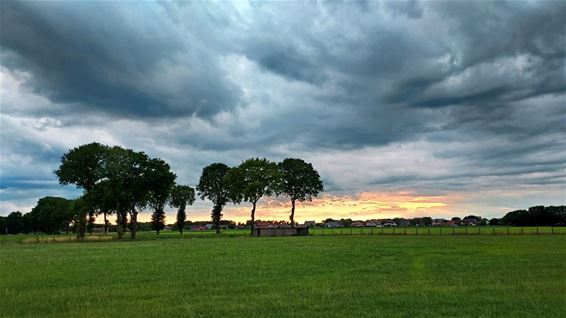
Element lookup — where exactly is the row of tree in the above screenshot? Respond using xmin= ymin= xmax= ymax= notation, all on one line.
xmin=50 ymin=142 xmax=323 ymax=239
xmin=491 ymin=206 xmax=566 ymax=226
xmin=198 ymin=157 xmax=323 ymax=235
xmin=3 ymin=204 xmax=565 ymax=235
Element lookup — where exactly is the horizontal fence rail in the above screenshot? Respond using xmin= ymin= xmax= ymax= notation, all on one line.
xmin=4 ymin=226 xmax=566 ymax=244
xmin=308 ymin=226 xmax=566 ymax=236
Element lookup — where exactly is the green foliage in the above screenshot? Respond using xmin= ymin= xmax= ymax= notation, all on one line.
xmin=197 ymin=163 xmax=231 ymax=234
xmin=170 ymin=185 xmax=196 ymax=210
xmin=278 ymin=158 xmax=324 ymax=226
xmin=278 ymin=158 xmax=323 ymax=202
xmin=145 ymin=158 xmax=176 ymax=234
xmin=5 ymin=211 xmax=24 ymax=234
xmin=54 ymin=142 xmax=108 ymax=192
xmin=170 ymin=185 xmax=196 ymax=234
xmin=67 ymin=197 xmax=88 ymax=238
xmin=27 ymin=196 xmax=72 ymax=234
xmin=225 ymin=158 xmax=280 ymax=234
xmin=151 ymin=209 xmax=166 ymax=233
xmin=197 ymin=163 xmax=231 ymax=205
xmin=226 ymin=158 xmax=280 ymax=204
xmin=502 ymin=206 xmax=566 ymax=226
xmin=55 ymin=143 xmax=109 ymax=238
xmin=0 ymin=216 xmax=5 ymax=235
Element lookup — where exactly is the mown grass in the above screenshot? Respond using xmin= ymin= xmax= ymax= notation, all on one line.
xmin=0 ymin=235 xmax=565 ymax=317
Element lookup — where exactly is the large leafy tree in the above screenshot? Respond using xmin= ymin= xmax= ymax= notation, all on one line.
xmin=197 ymin=163 xmax=231 ymax=234
xmin=169 ymin=185 xmax=196 ymax=235
xmin=226 ymin=158 xmax=280 ymax=235
xmin=145 ymin=158 xmax=176 ymax=235
xmin=28 ymin=197 xmax=73 ymax=234
xmin=278 ymin=158 xmax=324 ymax=228
xmin=90 ymin=182 xmax=116 ymax=234
xmin=104 ymin=146 xmax=152 ymax=239
xmin=5 ymin=212 xmax=24 ymax=234
xmin=68 ymin=196 xmax=88 ymax=234
xmin=54 ymin=142 xmax=108 ymax=239
xmin=0 ymin=217 xmax=6 ymax=235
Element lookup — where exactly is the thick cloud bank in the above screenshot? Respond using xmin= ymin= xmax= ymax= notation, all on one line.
xmin=1 ymin=1 xmax=565 ymax=219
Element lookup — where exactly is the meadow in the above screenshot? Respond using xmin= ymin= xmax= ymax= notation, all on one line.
xmin=1 ymin=232 xmax=565 ymax=317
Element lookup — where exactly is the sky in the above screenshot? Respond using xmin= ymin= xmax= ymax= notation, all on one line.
xmin=0 ymin=0 xmax=565 ymax=223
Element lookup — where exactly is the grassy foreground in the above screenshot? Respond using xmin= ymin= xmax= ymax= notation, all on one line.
xmin=1 ymin=235 xmax=565 ymax=317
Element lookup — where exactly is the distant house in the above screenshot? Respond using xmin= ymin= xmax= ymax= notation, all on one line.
xmin=351 ymin=221 xmax=365 ymax=227
xmin=397 ymin=219 xmax=410 ymax=227
xmin=383 ymin=221 xmax=397 ymax=227
xmin=461 ymin=219 xmax=476 ymax=226
xmin=462 ymin=216 xmax=480 ymax=226
xmin=432 ymin=219 xmax=446 ymax=226
xmin=325 ymin=221 xmax=342 ymax=228
xmin=204 ymin=224 xmax=214 ymax=230
xmin=366 ymin=220 xmax=382 ymax=227
xmin=302 ymin=221 xmax=316 ymax=228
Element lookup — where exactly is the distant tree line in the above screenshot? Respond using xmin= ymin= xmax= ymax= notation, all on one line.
xmin=0 ymin=143 xmax=323 ymax=238
xmin=490 ymin=206 xmax=566 ymax=226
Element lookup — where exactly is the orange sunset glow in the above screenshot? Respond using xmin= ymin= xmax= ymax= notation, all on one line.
xmin=136 ymin=191 xmax=459 ymax=224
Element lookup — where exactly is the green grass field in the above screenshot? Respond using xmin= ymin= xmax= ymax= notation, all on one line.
xmin=1 ymin=234 xmax=565 ymax=317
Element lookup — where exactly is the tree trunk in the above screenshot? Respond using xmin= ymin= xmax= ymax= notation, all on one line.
xmin=131 ymin=209 xmax=138 ymax=239
xmin=212 ymin=204 xmax=222 ymax=234
xmin=87 ymin=209 xmax=94 ymax=234
xmin=215 ymin=216 xmax=220 ymax=235
xmin=103 ymin=211 xmax=107 ymax=234
xmin=290 ymin=199 xmax=296 ymax=228
xmin=77 ymin=209 xmax=87 ymax=240
xmin=116 ymin=203 xmax=123 ymax=239
xmin=122 ymin=210 xmax=128 ymax=233
xmin=250 ymin=201 xmax=257 ymax=236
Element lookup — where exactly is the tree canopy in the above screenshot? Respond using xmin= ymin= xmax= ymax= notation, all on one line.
xmin=278 ymin=158 xmax=324 ymax=227
xmin=27 ymin=196 xmax=73 ymax=234
xmin=55 ymin=142 xmax=109 ymax=238
xmin=225 ymin=158 xmax=280 ymax=235
xmin=197 ymin=163 xmax=231 ymax=234
xmin=170 ymin=185 xmax=196 ymax=235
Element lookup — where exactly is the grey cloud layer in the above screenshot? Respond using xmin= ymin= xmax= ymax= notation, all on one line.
xmin=1 ymin=0 xmax=565 ymax=214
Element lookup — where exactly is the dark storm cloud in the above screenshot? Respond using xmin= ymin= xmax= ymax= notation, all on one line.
xmin=0 ymin=1 xmax=239 ymax=118
xmin=1 ymin=0 xmax=565 ymax=214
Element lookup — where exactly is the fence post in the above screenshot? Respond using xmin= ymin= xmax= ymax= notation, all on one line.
xmin=393 ymin=228 xmax=395 ymax=235
xmin=453 ymin=228 xmax=455 ymax=235
xmin=492 ymin=227 xmax=495 ymax=235
xmin=440 ymin=228 xmax=442 ymax=235
xmin=537 ymin=227 xmax=539 ymax=235
xmin=552 ymin=226 xmax=554 ymax=234
xmin=428 ymin=227 xmax=430 ymax=235
xmin=371 ymin=228 xmax=374 ymax=235
xmin=507 ymin=227 xmax=509 ymax=235
xmin=521 ymin=227 xmax=524 ymax=234
xmin=478 ymin=227 xmax=481 ymax=235
xmin=323 ymin=229 xmax=325 ymax=236
xmin=350 ymin=228 xmax=353 ymax=235
xmin=466 ymin=227 xmax=468 ymax=235
xmin=416 ymin=228 xmax=418 ymax=235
